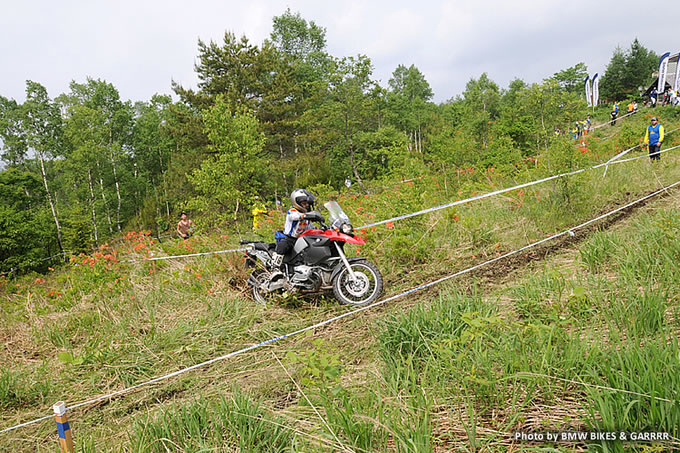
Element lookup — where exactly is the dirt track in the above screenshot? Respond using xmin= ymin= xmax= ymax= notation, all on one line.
xmin=467 ymin=186 xmax=677 ymax=287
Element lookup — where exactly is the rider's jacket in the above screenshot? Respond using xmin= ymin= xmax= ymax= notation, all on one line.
xmin=283 ymin=207 xmax=312 ymax=238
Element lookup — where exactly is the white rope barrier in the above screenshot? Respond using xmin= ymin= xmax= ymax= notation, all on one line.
xmin=111 ymin=126 xmax=680 ymax=263
xmin=124 ymin=247 xmax=247 ymax=263
xmin=608 ymin=144 xmax=680 ymax=165
xmin=3 ymin=178 xmax=678 ymax=435
xmin=0 ymin=251 xmax=72 ymax=276
xmin=356 ymin=141 xmax=680 ymax=231
xmin=601 ymin=127 xmax=680 ymax=178
xmin=589 ymin=109 xmax=637 ymax=131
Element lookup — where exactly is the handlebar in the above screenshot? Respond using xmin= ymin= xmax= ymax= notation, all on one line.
xmin=304 ymin=211 xmax=325 ymax=223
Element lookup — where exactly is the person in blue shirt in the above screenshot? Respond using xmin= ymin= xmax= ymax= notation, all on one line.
xmin=610 ymin=102 xmax=619 ymax=126
xmin=643 ymin=117 xmax=665 ymax=161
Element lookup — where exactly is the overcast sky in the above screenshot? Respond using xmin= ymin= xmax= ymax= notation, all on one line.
xmin=1 ymin=0 xmax=676 ymax=105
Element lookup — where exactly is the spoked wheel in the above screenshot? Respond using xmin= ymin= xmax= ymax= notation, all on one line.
xmin=332 ymin=260 xmax=383 ymax=306
xmin=250 ymin=269 xmax=284 ymax=304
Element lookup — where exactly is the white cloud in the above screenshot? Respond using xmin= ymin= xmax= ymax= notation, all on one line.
xmin=363 ymin=8 xmax=426 ymax=59
xmin=0 ymin=0 xmax=676 ymax=104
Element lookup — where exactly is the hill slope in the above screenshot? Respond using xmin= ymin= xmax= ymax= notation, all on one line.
xmin=2 ymin=110 xmax=680 ymax=451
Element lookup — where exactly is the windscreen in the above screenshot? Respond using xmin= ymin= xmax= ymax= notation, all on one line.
xmin=324 ymin=201 xmax=351 ymax=227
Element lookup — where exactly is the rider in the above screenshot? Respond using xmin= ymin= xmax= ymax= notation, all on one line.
xmin=270 ymin=189 xmax=317 ymax=272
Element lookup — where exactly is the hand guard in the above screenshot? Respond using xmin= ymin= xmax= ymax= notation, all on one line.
xmin=304 ymin=211 xmax=325 ymax=223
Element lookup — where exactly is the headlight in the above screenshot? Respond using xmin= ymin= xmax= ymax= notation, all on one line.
xmin=341 ymin=223 xmax=353 ymax=234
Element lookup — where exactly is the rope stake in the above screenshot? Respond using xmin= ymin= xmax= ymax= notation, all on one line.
xmin=53 ymin=402 xmax=74 ymax=453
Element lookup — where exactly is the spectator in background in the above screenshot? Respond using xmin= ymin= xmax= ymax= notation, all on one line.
xmin=627 ymin=101 xmax=634 ymax=114
xmin=571 ymin=122 xmax=579 ymax=139
xmin=584 ymin=115 xmax=591 ymax=134
xmin=176 ymin=211 xmax=195 ymax=239
xmin=663 ymin=88 xmax=671 ymax=105
xmin=650 ymin=88 xmax=658 ymax=107
xmin=610 ymin=102 xmax=619 ymax=126
xmin=643 ymin=116 xmax=664 ymax=162
xmin=670 ymin=89 xmax=679 ymax=106
xmin=633 ymin=101 xmax=639 ymax=112
xmin=251 ymin=196 xmax=268 ymax=230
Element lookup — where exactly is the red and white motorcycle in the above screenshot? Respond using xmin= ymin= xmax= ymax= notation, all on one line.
xmin=242 ymin=201 xmax=383 ymax=306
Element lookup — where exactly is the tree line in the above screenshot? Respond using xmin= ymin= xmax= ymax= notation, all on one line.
xmin=0 ymin=9 xmax=659 ymax=273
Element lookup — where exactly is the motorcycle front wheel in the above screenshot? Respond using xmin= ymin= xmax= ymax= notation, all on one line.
xmin=332 ymin=260 xmax=383 ymax=306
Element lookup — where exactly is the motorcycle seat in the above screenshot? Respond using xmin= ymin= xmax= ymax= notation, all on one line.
xmin=254 ymin=242 xmax=276 ymax=253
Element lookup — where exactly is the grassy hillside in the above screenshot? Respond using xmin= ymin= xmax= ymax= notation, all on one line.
xmin=2 ymin=108 xmax=680 ymax=451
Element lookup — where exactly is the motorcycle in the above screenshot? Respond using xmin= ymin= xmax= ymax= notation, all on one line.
xmin=242 ymin=201 xmax=383 ymax=306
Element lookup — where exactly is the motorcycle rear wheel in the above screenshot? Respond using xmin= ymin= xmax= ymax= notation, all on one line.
xmin=332 ymin=260 xmax=383 ymax=306
xmin=250 ymin=269 xmax=283 ymax=304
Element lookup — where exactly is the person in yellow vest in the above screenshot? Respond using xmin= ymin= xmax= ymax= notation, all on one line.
xmin=627 ymin=101 xmax=634 ymax=114
xmin=251 ymin=197 xmax=268 ymax=230
xmin=643 ymin=116 xmax=664 ymax=162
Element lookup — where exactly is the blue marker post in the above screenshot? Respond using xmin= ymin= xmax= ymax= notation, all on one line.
xmin=53 ymin=401 xmax=74 ymax=453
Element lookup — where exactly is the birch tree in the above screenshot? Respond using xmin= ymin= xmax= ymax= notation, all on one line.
xmin=18 ymin=82 xmax=65 ymax=254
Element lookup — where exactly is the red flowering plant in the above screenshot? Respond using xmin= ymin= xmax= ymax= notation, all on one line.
xmin=66 ymin=241 xmax=124 ymax=289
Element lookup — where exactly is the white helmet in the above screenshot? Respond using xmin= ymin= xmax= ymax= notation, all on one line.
xmin=290 ymin=189 xmax=316 ymax=213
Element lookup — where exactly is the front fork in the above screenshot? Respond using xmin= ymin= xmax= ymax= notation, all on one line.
xmin=335 ymin=242 xmax=358 ymax=280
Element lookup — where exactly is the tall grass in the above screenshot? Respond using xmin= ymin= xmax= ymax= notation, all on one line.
xmin=371 ymin=204 xmax=680 ymax=449
xmin=130 ymin=389 xmax=294 ymax=452
xmin=583 ymin=336 xmax=680 ymax=452
xmin=511 ymin=269 xmax=567 ymax=322
xmin=2 ymin=112 xmax=680 ymax=450
xmin=579 ymin=230 xmax=622 ymax=272
xmin=0 ymin=369 xmax=51 ymax=410
xmin=322 ymin=391 xmax=390 ymax=452
xmin=379 ymin=291 xmax=486 ymax=366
